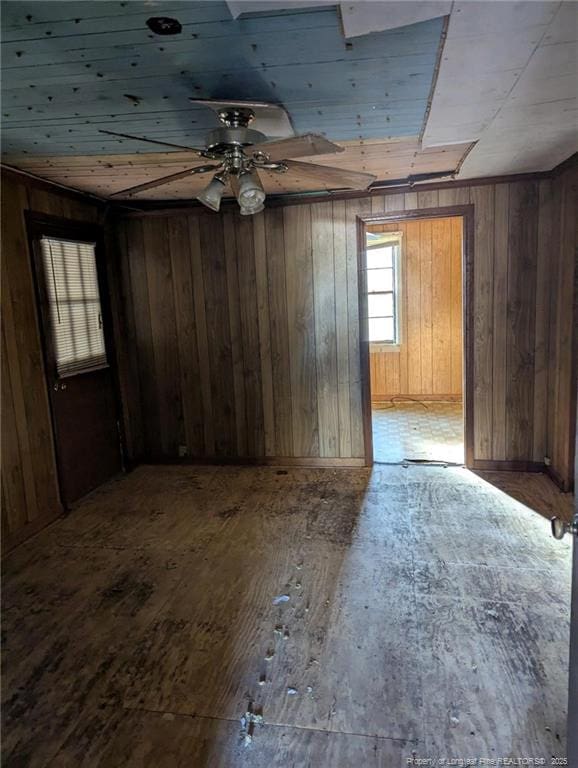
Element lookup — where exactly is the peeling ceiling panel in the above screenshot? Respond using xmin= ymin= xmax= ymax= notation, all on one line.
xmin=422 ymin=1 xmax=560 ymax=147
xmin=458 ymin=2 xmax=578 ymax=177
xmin=227 ymin=1 xmax=451 ymax=37
xmin=339 ymin=1 xmax=451 ymax=38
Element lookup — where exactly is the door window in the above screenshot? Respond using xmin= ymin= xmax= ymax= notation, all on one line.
xmin=39 ymin=236 xmax=108 ymax=377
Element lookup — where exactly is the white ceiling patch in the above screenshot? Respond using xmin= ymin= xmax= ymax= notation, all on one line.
xmin=422 ymin=1 xmax=578 ymax=176
xmin=227 ymin=1 xmax=451 ymax=35
xmin=422 ymin=1 xmax=560 ymax=148
xmin=340 ymin=1 xmax=451 ymax=37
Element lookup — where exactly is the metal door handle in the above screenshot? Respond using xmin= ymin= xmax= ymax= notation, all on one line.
xmin=551 ymin=517 xmax=578 ymax=540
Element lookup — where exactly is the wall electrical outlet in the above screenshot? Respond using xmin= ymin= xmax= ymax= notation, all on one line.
xmin=178 ymin=445 xmax=189 ymax=458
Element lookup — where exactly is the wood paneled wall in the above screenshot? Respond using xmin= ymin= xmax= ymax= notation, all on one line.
xmin=115 ymin=202 xmax=366 ymax=462
xmin=547 ymin=164 xmax=578 ymax=490
xmin=368 ymin=217 xmax=462 ymax=400
xmin=1 ymin=171 xmax=104 ymax=551
xmin=116 ymin=177 xmax=572 ymax=472
xmin=2 ymin=167 xmax=574 ymax=553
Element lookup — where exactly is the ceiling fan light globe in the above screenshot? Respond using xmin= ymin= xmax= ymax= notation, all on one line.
xmin=237 ymin=170 xmax=266 ymax=209
xmin=239 ymin=202 xmax=265 ymax=216
xmin=196 ymin=175 xmax=226 ymax=212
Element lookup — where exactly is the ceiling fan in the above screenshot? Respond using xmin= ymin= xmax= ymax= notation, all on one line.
xmin=100 ymin=104 xmax=376 ymax=215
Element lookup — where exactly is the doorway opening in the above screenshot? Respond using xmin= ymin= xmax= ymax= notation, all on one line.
xmin=358 ymin=208 xmax=472 ymax=466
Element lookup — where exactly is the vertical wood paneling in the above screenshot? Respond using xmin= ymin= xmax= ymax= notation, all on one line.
xmin=142 ymin=217 xmax=183 ymax=456
xmin=188 ymin=215 xmax=215 ymax=456
xmin=405 ymin=220 xmax=423 ymax=394
xmin=384 ymin=193 xmax=405 ymax=213
xmin=284 ymin=205 xmax=319 ymax=456
xmin=236 ymin=216 xmax=265 ymax=457
xmin=419 ymin=220 xmax=433 ymax=394
xmin=169 ymin=216 xmax=204 ymax=457
xmin=438 ymin=187 xmax=470 ymax=206
xmin=110 ymin=222 xmax=143 ymax=460
xmin=253 ymin=213 xmax=276 ymax=456
xmin=126 ymin=218 xmax=159 ymax=457
xmin=265 ymin=208 xmax=293 ymax=456
xmin=311 ymin=202 xmax=339 ymax=457
xmin=111 ymin=175 xmax=574 ymax=475
xmin=199 ymin=215 xmax=236 ymax=457
xmin=492 ymin=184 xmax=509 ymax=460
xmin=547 ymin=165 xmax=578 ymax=489
xmin=223 ymin=213 xmax=247 ymax=457
xmin=332 ymin=200 xmax=352 ymax=457
xmin=345 ymin=198 xmax=371 ymax=457
xmin=533 ymin=180 xmax=553 ymax=463
xmin=431 ymin=218 xmax=452 ymax=394
xmin=505 ymin=182 xmax=538 ymax=460
xmin=450 ymin=216 xmax=464 ymax=395
xmin=470 ymin=185 xmax=495 ymax=460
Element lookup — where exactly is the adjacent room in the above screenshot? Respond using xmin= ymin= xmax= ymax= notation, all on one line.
xmin=365 ymin=216 xmax=464 ymax=464
xmin=1 ymin=1 xmax=577 ymax=765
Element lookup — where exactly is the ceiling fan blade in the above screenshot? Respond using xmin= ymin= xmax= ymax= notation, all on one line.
xmin=249 ymin=134 xmax=344 ymax=161
xmin=110 ymin=164 xmax=222 ymax=198
xmin=283 ymin=160 xmax=376 ymax=190
xmin=99 ymin=129 xmax=205 ymax=154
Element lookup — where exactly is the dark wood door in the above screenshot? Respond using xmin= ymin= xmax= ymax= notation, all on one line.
xmin=29 ymin=214 xmax=123 ymax=506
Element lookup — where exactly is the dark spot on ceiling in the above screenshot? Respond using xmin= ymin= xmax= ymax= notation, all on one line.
xmin=123 ymin=94 xmax=141 ymax=105
xmin=16 ymin=51 xmax=23 ymax=58
xmin=25 ymin=14 xmax=32 ymax=21
xmin=345 ymin=42 xmax=353 ymax=50
xmin=146 ymin=16 xmax=182 ymax=36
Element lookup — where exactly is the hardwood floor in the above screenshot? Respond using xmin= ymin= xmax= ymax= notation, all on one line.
xmin=1 ymin=464 xmax=573 ymax=766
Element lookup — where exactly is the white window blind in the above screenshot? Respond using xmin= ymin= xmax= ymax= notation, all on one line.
xmin=39 ymin=236 xmax=108 ymax=377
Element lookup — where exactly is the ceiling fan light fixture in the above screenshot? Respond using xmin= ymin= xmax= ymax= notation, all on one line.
xmin=196 ymin=173 xmax=227 ymax=212
xmin=239 ymin=201 xmax=265 ymax=216
xmin=237 ymin=169 xmax=266 ymax=213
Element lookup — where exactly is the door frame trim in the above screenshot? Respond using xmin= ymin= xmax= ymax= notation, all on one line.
xmin=25 ymin=211 xmax=126 ymax=507
xmin=356 ymin=204 xmax=475 ymax=468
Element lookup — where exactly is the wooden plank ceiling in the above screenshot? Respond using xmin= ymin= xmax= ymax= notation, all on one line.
xmin=0 ymin=1 xmax=472 ymax=198
xmin=8 ymin=138 xmax=470 ymax=199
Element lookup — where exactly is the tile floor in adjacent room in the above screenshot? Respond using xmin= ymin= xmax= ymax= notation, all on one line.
xmin=372 ymin=401 xmax=464 ymax=464
xmin=2 ymin=464 xmax=573 ymax=766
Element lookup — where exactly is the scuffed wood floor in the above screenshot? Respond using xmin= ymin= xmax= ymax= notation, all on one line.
xmin=2 ymin=465 xmax=573 ymax=766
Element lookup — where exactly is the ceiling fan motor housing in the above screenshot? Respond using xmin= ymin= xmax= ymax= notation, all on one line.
xmin=205 ymin=126 xmax=268 ymax=154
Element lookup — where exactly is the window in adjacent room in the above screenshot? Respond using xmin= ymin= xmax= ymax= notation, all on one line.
xmin=39 ymin=236 xmax=108 ymax=377
xmin=365 ymin=231 xmax=401 ymax=344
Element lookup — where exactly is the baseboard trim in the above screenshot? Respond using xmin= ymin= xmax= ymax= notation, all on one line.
xmin=546 ymin=465 xmax=574 ymax=493
xmin=472 ymin=459 xmax=545 ymax=473
xmin=372 ymin=394 xmax=463 ymax=403
xmin=141 ymin=456 xmax=367 ymax=469
xmin=2 ymin=509 xmax=64 ymax=555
